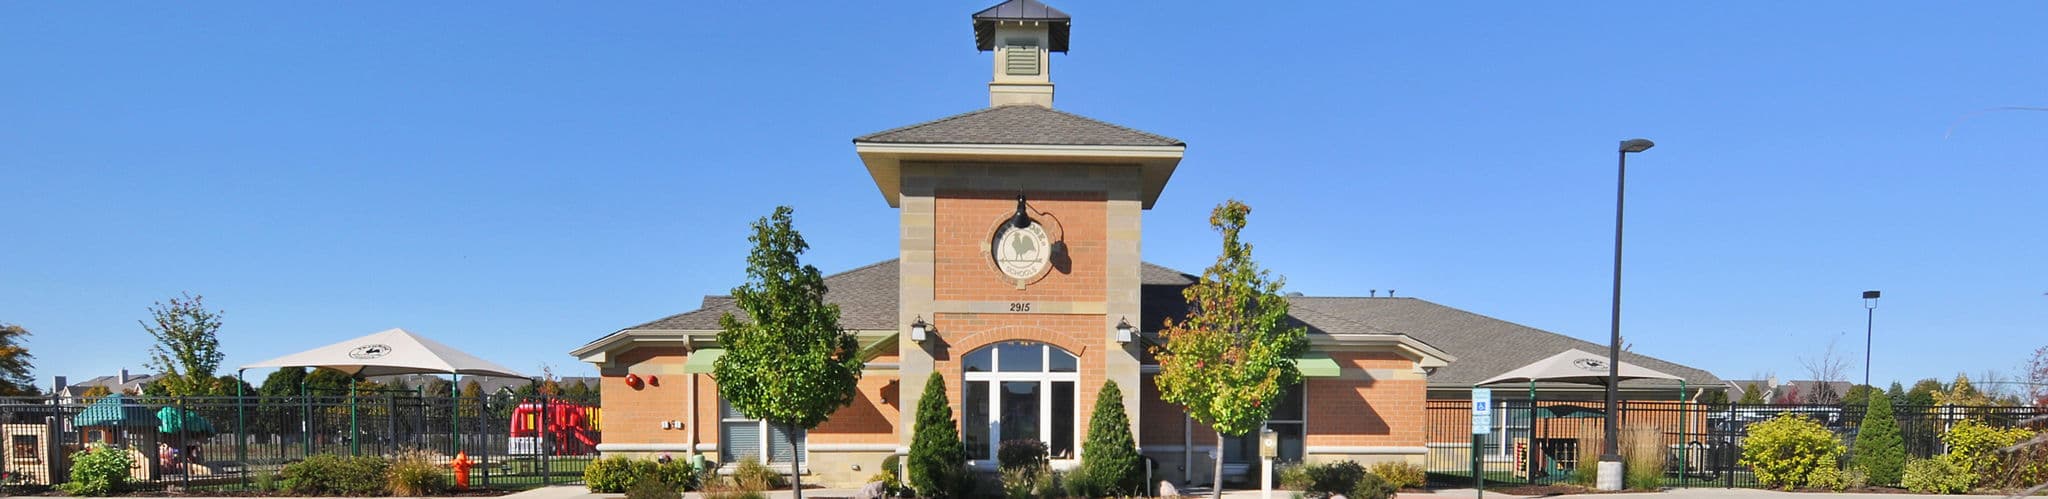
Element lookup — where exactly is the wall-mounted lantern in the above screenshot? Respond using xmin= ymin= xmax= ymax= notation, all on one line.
xmin=1115 ymin=317 xmax=1134 ymax=344
xmin=910 ymin=316 xmax=929 ymax=343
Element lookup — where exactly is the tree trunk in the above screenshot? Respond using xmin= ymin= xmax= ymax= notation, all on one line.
xmin=1213 ymin=429 xmax=1225 ymax=499
xmin=787 ymin=421 xmax=804 ymax=499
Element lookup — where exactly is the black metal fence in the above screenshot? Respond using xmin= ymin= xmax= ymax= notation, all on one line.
xmin=1425 ymin=400 xmax=2046 ymax=489
xmin=0 ymin=392 xmax=601 ymax=493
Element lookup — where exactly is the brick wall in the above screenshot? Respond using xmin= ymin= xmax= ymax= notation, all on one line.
xmin=600 ymin=347 xmax=692 ymax=446
xmin=933 ymin=191 xmax=1106 ymax=303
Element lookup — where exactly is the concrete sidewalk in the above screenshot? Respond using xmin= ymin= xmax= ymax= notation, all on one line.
xmin=494 ymin=485 xmax=2020 ymax=499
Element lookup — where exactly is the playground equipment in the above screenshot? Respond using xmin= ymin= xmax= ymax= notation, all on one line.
xmin=507 ymin=400 xmax=600 ymax=456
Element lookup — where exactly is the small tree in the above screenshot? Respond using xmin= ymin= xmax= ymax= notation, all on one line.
xmin=907 ymin=372 xmax=969 ymax=498
xmin=1905 ymin=379 xmax=1942 ymax=407
xmin=1852 ymin=392 xmax=1905 ymax=486
xmin=1739 ymin=382 xmax=1767 ymax=404
xmin=0 ymin=323 xmax=38 ymax=396
xmin=1080 ymin=380 xmax=1141 ymax=495
xmin=259 ymin=367 xmax=308 ymax=397
xmin=141 ymin=293 xmax=225 ymax=397
xmin=1885 ymin=382 xmax=1905 ymax=402
xmin=714 ymin=206 xmax=863 ymax=499
xmin=1151 ymin=200 xmax=1308 ymax=499
xmin=2028 ymin=345 xmax=2048 ymax=407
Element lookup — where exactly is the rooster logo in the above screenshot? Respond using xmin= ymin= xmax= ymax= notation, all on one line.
xmin=994 ymin=222 xmax=1051 ymax=280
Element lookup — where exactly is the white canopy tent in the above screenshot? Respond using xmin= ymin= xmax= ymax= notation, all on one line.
xmin=237 ymin=328 xmax=525 ymax=457
xmin=1476 ymin=349 xmax=1689 ymax=484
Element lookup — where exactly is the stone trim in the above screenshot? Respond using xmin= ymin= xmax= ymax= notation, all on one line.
xmin=595 ymin=443 xmax=695 ymax=452
xmin=1305 ymin=446 xmax=1428 ymax=455
xmin=806 ymin=443 xmax=901 ymax=452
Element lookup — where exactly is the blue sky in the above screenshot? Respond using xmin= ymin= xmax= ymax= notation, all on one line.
xmin=3 ymin=2 xmax=2043 ymax=392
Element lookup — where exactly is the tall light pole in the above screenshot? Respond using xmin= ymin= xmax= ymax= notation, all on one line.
xmin=1600 ymin=138 xmax=1654 ymax=491
xmin=1863 ymin=290 xmax=1880 ymax=389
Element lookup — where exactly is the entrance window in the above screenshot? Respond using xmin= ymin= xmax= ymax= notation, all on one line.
xmin=720 ymin=398 xmax=806 ymax=465
xmin=963 ymin=341 xmax=1080 ymax=462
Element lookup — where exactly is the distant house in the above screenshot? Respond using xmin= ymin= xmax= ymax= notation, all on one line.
xmin=1725 ymin=379 xmax=1853 ymax=404
xmin=53 ymin=370 xmax=162 ymax=403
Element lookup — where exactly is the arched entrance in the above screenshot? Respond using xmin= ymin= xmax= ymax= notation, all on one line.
xmin=961 ymin=341 xmax=1080 ymax=463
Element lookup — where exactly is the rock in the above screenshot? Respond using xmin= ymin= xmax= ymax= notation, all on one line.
xmin=852 ymin=481 xmax=889 ymax=499
xmin=1157 ymin=481 xmax=1180 ymax=498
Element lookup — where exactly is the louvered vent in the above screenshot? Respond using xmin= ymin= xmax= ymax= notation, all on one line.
xmin=1005 ymin=45 xmax=1040 ymax=76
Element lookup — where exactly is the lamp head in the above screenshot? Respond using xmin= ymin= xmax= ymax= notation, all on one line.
xmin=1115 ymin=317 xmax=1134 ymax=344
xmin=1620 ymin=138 xmax=1656 ymax=153
xmin=1010 ymin=194 xmax=1032 ymax=229
xmin=1862 ymin=290 xmax=1881 ymax=300
xmin=909 ymin=316 xmax=929 ymax=343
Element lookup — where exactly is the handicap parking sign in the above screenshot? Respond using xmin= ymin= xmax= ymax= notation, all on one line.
xmin=1471 ymin=388 xmax=1492 ymax=435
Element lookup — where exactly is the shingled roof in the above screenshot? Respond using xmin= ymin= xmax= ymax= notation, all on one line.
xmin=854 ymin=105 xmax=1183 ymax=147
xmin=622 ymin=259 xmax=901 ymax=331
xmin=1286 ymin=297 xmax=1722 ymax=388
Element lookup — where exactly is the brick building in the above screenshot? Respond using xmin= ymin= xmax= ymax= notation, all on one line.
xmin=570 ymin=0 xmax=1718 ymax=488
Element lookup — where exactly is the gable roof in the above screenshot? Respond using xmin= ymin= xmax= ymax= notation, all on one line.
xmin=854 ymin=105 xmax=1183 ymax=147
xmin=1285 ymin=297 xmax=1722 ymax=388
xmin=617 ymin=259 xmax=902 ymax=332
xmin=973 ymin=0 xmax=1071 ymax=52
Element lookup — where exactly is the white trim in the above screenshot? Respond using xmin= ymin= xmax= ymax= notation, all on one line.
xmin=962 ymin=342 xmax=1083 ymax=463
xmin=1305 ymin=446 xmax=1429 ymax=455
xmin=806 ymin=443 xmax=900 ymax=452
xmin=696 ymin=443 xmax=718 ymax=452
xmin=595 ymin=443 xmax=696 ymax=452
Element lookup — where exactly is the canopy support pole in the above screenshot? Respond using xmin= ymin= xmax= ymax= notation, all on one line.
xmin=350 ymin=382 xmax=360 ymax=456
xmin=1678 ymin=380 xmax=1687 ymax=485
xmin=237 ymin=369 xmax=249 ymax=491
xmin=451 ymin=373 xmax=462 ymax=457
xmin=301 ymin=378 xmax=311 ymax=459
xmin=1529 ymin=380 xmax=1538 ymax=484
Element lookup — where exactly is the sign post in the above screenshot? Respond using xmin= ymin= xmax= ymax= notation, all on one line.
xmin=1472 ymin=388 xmax=1493 ymax=499
xmin=1260 ymin=427 xmax=1279 ymax=499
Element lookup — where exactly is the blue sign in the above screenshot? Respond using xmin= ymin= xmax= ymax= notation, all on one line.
xmin=1471 ymin=388 xmax=1492 ymax=435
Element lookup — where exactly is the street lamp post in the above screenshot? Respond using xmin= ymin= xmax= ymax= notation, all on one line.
xmin=1863 ymin=290 xmax=1880 ymax=389
xmin=1600 ymin=138 xmax=1654 ymax=491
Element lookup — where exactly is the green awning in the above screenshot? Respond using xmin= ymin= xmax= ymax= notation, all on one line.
xmin=73 ymin=394 xmax=158 ymax=427
xmin=1296 ymin=355 xmax=1342 ymax=378
xmin=683 ymin=348 xmax=725 ymax=374
xmin=156 ymin=407 xmax=215 ymax=436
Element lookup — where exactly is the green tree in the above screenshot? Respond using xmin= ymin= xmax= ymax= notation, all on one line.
xmin=79 ymin=385 xmax=113 ymax=404
xmin=1842 ymin=384 xmax=1876 ymax=408
xmin=0 ymin=323 xmax=38 ymax=396
xmin=305 ymin=368 xmax=355 ymax=395
xmin=1699 ymin=388 xmax=1731 ymax=408
xmin=1739 ymin=382 xmax=1767 ymax=404
xmin=907 ymin=372 xmax=969 ymax=498
xmin=1905 ymin=379 xmax=1942 ymax=407
xmin=1851 ymin=392 xmax=1905 ymax=486
xmin=1886 ymin=382 xmax=1905 ymax=402
xmin=1150 ymin=200 xmax=1307 ymax=499
xmin=1937 ymin=373 xmax=1986 ymax=406
xmin=1080 ymin=380 xmax=1141 ymax=495
xmin=140 ymin=293 xmax=226 ymax=397
xmin=713 ymin=206 xmax=863 ymax=499
xmin=260 ymin=367 xmax=308 ymax=397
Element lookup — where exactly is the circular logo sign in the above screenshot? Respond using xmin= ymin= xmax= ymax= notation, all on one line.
xmin=1572 ymin=358 xmax=1607 ymax=372
xmin=992 ymin=222 xmax=1052 ymax=281
xmin=349 ymin=344 xmax=393 ymax=360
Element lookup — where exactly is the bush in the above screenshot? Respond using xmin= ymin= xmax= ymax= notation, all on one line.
xmin=998 ymin=439 xmax=1049 ymax=472
xmin=1903 ymin=457 xmax=1972 ymax=494
xmin=1977 ymin=435 xmax=2048 ymax=491
xmin=626 ymin=477 xmax=681 ymax=499
xmin=1739 ymin=413 xmax=1845 ymax=490
xmin=1078 ymin=381 xmax=1143 ymax=496
xmin=585 ymin=455 xmax=656 ymax=493
xmin=1000 ymin=465 xmax=1061 ymax=499
xmin=701 ymin=490 xmax=768 ymax=499
xmin=1851 ymin=392 xmax=1905 ymax=487
xmin=1807 ymin=464 xmax=1847 ymax=492
xmin=1350 ymin=473 xmax=1395 ymax=499
xmin=868 ymin=454 xmax=905 ymax=496
xmin=1940 ymin=419 xmax=2031 ymax=481
xmin=907 ymin=372 xmax=972 ymax=498
xmin=1843 ymin=468 xmax=1870 ymax=490
xmin=61 ymin=446 xmax=134 ymax=496
xmin=1367 ymin=461 xmax=1425 ymax=490
xmin=731 ymin=456 xmax=788 ymax=491
xmin=280 ymin=454 xmax=390 ymax=496
xmin=1568 ymin=462 xmax=1597 ymax=487
xmin=1061 ymin=467 xmax=1103 ymax=498
xmin=387 ymin=450 xmax=451 ymax=496
xmin=1620 ymin=425 xmax=1667 ymax=490
xmin=1276 ymin=462 xmax=1311 ymax=490
xmin=1298 ymin=461 xmax=1367 ymax=499
xmin=655 ymin=458 xmax=697 ymax=491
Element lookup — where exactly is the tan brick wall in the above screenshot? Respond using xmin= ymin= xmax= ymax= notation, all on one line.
xmin=599 ymin=348 xmax=693 ymax=447
xmin=933 ymin=191 xmax=1106 ymax=303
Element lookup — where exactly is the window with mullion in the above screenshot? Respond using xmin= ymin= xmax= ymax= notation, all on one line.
xmin=962 ymin=341 xmax=1080 ymax=462
xmin=719 ymin=398 xmax=806 ymax=465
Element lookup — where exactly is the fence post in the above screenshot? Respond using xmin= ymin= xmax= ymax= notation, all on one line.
xmin=179 ymin=395 xmax=191 ymax=491
xmin=540 ymin=397 xmax=551 ymax=487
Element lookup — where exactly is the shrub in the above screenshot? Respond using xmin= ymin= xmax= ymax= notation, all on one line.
xmin=1299 ymin=461 xmax=1367 ymax=499
xmin=1903 ymin=457 xmax=1972 ymax=494
xmin=387 ymin=450 xmax=451 ymax=496
xmin=1350 ymin=472 xmax=1395 ymax=499
xmin=1568 ymin=462 xmax=1597 ymax=487
xmin=731 ymin=456 xmax=788 ymax=491
xmin=907 ymin=372 xmax=972 ymax=498
xmin=1061 ymin=467 xmax=1103 ymax=498
xmin=1078 ymin=381 xmax=1142 ymax=496
xmin=1807 ymin=464 xmax=1847 ymax=492
xmin=868 ymin=454 xmax=905 ymax=496
xmin=1000 ymin=465 xmax=1061 ymax=499
xmin=1739 ymin=413 xmax=1845 ymax=490
xmin=1276 ymin=462 xmax=1311 ymax=490
xmin=998 ymin=439 xmax=1049 ymax=472
xmin=1843 ymin=468 xmax=1870 ymax=490
xmin=655 ymin=458 xmax=697 ymax=491
xmin=626 ymin=477 xmax=681 ymax=499
xmin=1620 ymin=425 xmax=1667 ymax=490
xmin=280 ymin=454 xmax=391 ymax=496
xmin=1977 ymin=435 xmax=2048 ymax=491
xmin=701 ymin=490 xmax=769 ymax=499
xmin=1940 ymin=419 xmax=2031 ymax=481
xmin=1851 ymin=392 xmax=1905 ymax=487
xmin=585 ymin=455 xmax=657 ymax=493
xmin=1367 ymin=461 xmax=1425 ymax=490
xmin=61 ymin=446 xmax=134 ymax=496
